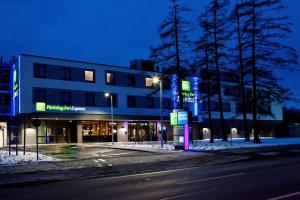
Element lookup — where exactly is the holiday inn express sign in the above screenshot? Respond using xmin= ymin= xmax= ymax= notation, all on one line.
xmin=36 ymin=102 xmax=86 ymax=112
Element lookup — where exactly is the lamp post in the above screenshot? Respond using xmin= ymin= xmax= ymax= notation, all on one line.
xmin=153 ymin=77 xmax=163 ymax=148
xmin=105 ymin=93 xmax=114 ymax=145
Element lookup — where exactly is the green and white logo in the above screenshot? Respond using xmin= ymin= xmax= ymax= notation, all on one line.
xmin=170 ymin=112 xmax=178 ymax=126
xmin=36 ymin=102 xmax=46 ymax=112
xmin=182 ymin=80 xmax=190 ymax=92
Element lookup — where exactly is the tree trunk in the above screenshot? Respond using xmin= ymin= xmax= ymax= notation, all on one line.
xmin=251 ymin=0 xmax=260 ymax=143
xmin=236 ymin=5 xmax=250 ymax=141
xmin=205 ymin=41 xmax=214 ymax=143
xmin=173 ymin=0 xmax=183 ymax=109
xmin=213 ymin=0 xmax=227 ymax=141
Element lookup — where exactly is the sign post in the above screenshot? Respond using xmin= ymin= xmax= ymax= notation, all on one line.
xmin=32 ymin=118 xmax=41 ymax=160
xmin=170 ymin=110 xmax=190 ymax=151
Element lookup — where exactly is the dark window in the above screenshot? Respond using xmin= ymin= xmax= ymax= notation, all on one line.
xmin=224 ymin=86 xmax=241 ymax=97
xmin=128 ymin=74 xmax=136 ymax=87
xmin=258 ymin=90 xmax=270 ymax=100
xmin=61 ymin=91 xmax=71 ymax=105
xmin=236 ymin=102 xmax=252 ymax=113
xmin=85 ymin=93 xmax=95 ymax=106
xmin=258 ymin=101 xmax=271 ymax=114
xmin=127 ymin=95 xmax=136 ymax=108
xmin=203 ymin=101 xmax=223 ymax=112
xmin=34 ymin=89 xmax=46 ymax=103
xmin=163 ymin=79 xmax=171 ymax=90
xmin=106 ymin=72 xmax=115 ymax=84
xmin=106 ymin=94 xmax=117 ymax=107
xmin=146 ymin=97 xmax=154 ymax=108
xmin=223 ymin=102 xmax=231 ymax=112
xmin=34 ymin=64 xmax=46 ymax=78
xmin=60 ymin=67 xmax=71 ymax=80
xmin=163 ymin=98 xmax=171 ymax=109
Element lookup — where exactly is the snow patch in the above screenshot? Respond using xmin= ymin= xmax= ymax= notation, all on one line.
xmin=0 ymin=150 xmax=60 ymax=165
xmin=191 ymin=137 xmax=300 ymax=151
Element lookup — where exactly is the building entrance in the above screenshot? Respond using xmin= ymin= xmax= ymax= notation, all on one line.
xmin=128 ymin=122 xmax=158 ymax=142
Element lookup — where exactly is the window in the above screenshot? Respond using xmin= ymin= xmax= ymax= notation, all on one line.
xmin=85 ymin=70 xmax=94 ymax=82
xmin=163 ymin=98 xmax=171 ymax=109
xmin=106 ymin=72 xmax=115 ymax=84
xmin=223 ymin=102 xmax=231 ymax=112
xmin=163 ymin=79 xmax=171 ymax=90
xmin=236 ymin=102 xmax=252 ymax=113
xmin=34 ymin=89 xmax=46 ymax=103
xmin=128 ymin=74 xmax=136 ymax=87
xmin=61 ymin=91 xmax=71 ymax=105
xmin=106 ymin=94 xmax=117 ymax=107
xmin=258 ymin=101 xmax=271 ymax=114
xmin=34 ymin=64 xmax=46 ymax=78
xmin=60 ymin=67 xmax=71 ymax=80
xmin=127 ymin=96 xmax=136 ymax=108
xmin=85 ymin=93 xmax=95 ymax=106
xmin=224 ymin=86 xmax=240 ymax=97
xmin=146 ymin=97 xmax=154 ymax=108
xmin=145 ymin=78 xmax=153 ymax=87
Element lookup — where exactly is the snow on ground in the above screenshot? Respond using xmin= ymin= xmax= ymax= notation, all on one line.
xmin=110 ymin=138 xmax=300 ymax=151
xmin=0 ymin=150 xmax=59 ymax=165
xmin=112 ymin=141 xmax=175 ymax=151
xmin=192 ymin=137 xmax=300 ymax=151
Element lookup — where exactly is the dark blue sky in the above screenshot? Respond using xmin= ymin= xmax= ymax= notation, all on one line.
xmin=0 ymin=0 xmax=299 ymax=107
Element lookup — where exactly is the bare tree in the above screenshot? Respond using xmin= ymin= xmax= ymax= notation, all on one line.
xmin=199 ymin=0 xmax=232 ymax=141
xmin=150 ymin=0 xmax=192 ymax=109
xmin=236 ymin=0 xmax=298 ymax=143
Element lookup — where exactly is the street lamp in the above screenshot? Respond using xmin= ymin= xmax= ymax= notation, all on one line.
xmin=105 ymin=92 xmax=114 ymax=145
xmin=153 ymin=76 xmax=163 ymax=148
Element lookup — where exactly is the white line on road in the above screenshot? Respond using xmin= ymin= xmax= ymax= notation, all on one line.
xmin=98 ymin=159 xmax=106 ymax=162
xmin=267 ymin=191 xmax=300 ymax=200
xmin=176 ymin=172 xmax=245 ymax=185
xmin=159 ymin=189 xmax=216 ymax=200
xmin=100 ymin=165 xmax=204 ymax=180
xmin=101 ymin=152 xmax=130 ymax=157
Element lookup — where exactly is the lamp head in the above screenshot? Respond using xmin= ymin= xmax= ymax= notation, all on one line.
xmin=152 ymin=76 xmax=159 ymax=84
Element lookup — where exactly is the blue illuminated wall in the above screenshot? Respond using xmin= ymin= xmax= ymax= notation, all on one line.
xmin=170 ymin=75 xmax=203 ymax=122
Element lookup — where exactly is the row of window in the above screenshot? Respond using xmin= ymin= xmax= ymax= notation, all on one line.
xmin=34 ymin=63 xmax=170 ymax=89
xmin=33 ymin=89 xmax=171 ymax=109
xmin=202 ymin=100 xmax=272 ymax=114
xmin=106 ymin=71 xmax=170 ymax=89
xmin=34 ymin=63 xmax=95 ymax=82
xmin=200 ymin=84 xmax=271 ymax=100
xmin=202 ymin=101 xmax=231 ymax=112
xmin=127 ymin=95 xmax=171 ymax=109
xmin=34 ymin=89 xmax=116 ymax=107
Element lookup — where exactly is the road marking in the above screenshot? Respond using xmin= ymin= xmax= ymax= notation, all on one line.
xmin=176 ymin=172 xmax=245 ymax=185
xmin=101 ymin=152 xmax=130 ymax=157
xmin=98 ymin=159 xmax=106 ymax=162
xmin=100 ymin=165 xmax=204 ymax=180
xmin=159 ymin=189 xmax=215 ymax=200
xmin=267 ymin=191 xmax=300 ymax=200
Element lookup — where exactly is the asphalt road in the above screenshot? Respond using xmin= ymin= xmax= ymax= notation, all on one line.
xmin=1 ymin=156 xmax=300 ymax=200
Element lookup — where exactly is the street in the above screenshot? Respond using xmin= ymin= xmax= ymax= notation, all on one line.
xmin=1 ymin=156 xmax=300 ymax=200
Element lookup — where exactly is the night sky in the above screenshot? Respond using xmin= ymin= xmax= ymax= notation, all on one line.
xmin=0 ymin=0 xmax=299 ymax=107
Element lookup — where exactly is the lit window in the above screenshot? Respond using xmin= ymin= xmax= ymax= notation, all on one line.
xmin=146 ymin=78 xmax=153 ymax=87
xmin=85 ymin=70 xmax=94 ymax=82
xmin=106 ymin=72 xmax=115 ymax=84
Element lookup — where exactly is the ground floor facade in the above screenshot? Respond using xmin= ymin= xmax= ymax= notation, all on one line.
xmin=0 ymin=113 xmax=285 ymax=146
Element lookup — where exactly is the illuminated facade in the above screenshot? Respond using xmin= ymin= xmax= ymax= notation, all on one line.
xmin=9 ymin=54 xmax=283 ymax=145
xmin=10 ymin=54 xmax=202 ymax=144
